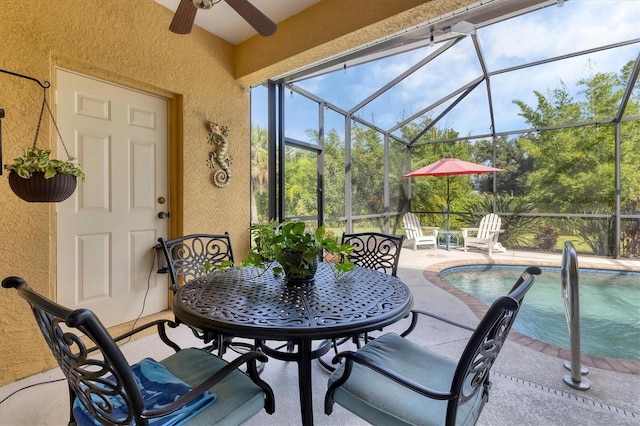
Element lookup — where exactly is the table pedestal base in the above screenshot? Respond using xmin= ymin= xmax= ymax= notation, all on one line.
xmin=258 ymin=339 xmax=332 ymax=425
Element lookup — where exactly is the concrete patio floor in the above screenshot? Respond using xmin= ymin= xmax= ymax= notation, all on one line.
xmin=0 ymin=246 xmax=638 ymax=425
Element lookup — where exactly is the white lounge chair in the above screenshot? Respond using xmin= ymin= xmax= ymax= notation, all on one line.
xmin=461 ymin=213 xmax=506 ymax=255
xmin=402 ymin=212 xmax=438 ymax=251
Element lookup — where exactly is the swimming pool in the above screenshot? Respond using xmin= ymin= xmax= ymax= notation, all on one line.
xmin=439 ymin=265 xmax=640 ymax=360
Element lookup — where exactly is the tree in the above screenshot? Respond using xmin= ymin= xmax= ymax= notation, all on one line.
xmin=350 ymin=124 xmax=386 ymax=230
xmin=472 ymin=136 xmax=533 ymax=196
xmin=283 ymin=146 xmax=317 ymax=217
xmin=513 ymin=76 xmax=620 ymax=211
xmin=250 ymin=124 xmax=269 ymax=222
xmin=303 ymin=128 xmax=347 ymax=219
xmin=512 ymin=63 xmax=640 ymax=255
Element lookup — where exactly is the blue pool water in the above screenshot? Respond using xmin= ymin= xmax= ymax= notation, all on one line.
xmin=439 ymin=265 xmax=640 ymax=360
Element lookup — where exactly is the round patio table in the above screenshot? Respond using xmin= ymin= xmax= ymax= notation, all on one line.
xmin=172 ymin=261 xmax=414 ymax=426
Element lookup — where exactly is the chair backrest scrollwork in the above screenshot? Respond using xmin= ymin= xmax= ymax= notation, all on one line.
xmin=158 ymin=233 xmax=234 ymax=293
xmin=3 ymin=277 xmax=148 ymax=425
xmin=448 ymin=266 xmax=540 ymax=424
xmin=341 ymin=232 xmax=404 ymax=277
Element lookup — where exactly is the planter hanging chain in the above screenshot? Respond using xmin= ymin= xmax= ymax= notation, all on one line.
xmin=0 ymin=68 xmax=73 ymax=172
xmin=32 ymin=85 xmax=72 ymax=160
xmin=1 ymin=68 xmax=79 ymax=202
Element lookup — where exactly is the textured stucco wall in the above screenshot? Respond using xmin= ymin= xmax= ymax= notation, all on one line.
xmin=0 ymin=0 xmax=473 ymax=384
xmin=0 ymin=0 xmax=247 ymax=385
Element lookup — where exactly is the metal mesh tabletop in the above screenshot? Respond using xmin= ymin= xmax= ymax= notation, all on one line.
xmin=173 ymin=262 xmax=413 ymax=340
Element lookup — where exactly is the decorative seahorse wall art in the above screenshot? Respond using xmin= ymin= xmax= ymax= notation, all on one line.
xmin=206 ymin=121 xmax=232 ymax=188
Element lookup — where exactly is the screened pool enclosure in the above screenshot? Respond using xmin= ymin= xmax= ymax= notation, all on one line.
xmin=250 ymin=0 xmax=640 ymax=258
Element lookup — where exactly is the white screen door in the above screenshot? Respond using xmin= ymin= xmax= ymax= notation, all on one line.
xmin=56 ymin=69 xmax=169 ymax=327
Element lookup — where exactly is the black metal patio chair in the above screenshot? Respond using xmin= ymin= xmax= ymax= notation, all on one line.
xmin=2 ymin=276 xmax=275 ymax=426
xmin=158 ymin=233 xmax=235 ymax=293
xmin=341 ymin=232 xmax=405 ymax=277
xmin=319 ymin=232 xmax=405 ymax=371
xmin=325 ymin=266 xmax=541 ymax=426
xmin=158 ymin=233 xmax=250 ymax=356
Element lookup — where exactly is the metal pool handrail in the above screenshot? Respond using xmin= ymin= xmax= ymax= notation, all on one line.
xmin=561 ymin=241 xmax=591 ymax=390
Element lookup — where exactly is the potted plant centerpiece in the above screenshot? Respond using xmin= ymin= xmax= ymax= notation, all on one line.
xmin=5 ymin=147 xmax=85 ymax=202
xmin=243 ymin=221 xmax=355 ymax=285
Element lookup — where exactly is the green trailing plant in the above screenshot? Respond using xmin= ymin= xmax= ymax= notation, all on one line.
xmin=201 ymin=260 xmax=235 ymax=273
xmin=242 ymin=220 xmax=355 ymax=279
xmin=5 ymin=147 xmax=85 ymax=180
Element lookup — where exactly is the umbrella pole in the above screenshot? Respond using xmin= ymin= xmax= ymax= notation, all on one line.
xmin=446 ymin=175 xmax=450 ymax=231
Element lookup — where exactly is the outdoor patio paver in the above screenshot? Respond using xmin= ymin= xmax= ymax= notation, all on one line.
xmin=0 ymin=247 xmax=638 ymax=425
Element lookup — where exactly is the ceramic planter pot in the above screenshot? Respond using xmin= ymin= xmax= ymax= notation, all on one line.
xmin=279 ymin=250 xmax=319 ymax=286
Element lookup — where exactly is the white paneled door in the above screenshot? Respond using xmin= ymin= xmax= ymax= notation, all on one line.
xmin=56 ymin=69 xmax=169 ymax=327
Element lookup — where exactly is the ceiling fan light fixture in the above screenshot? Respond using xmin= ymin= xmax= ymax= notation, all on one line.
xmin=169 ymin=0 xmax=277 ymax=37
xmin=193 ymin=0 xmax=219 ymax=10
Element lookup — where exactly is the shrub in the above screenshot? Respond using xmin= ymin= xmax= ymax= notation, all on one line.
xmin=463 ymin=195 xmax=540 ymax=247
xmin=534 ymin=222 xmax=560 ymax=251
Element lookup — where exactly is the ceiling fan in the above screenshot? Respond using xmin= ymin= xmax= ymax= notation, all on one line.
xmin=169 ymin=0 xmax=277 ymax=37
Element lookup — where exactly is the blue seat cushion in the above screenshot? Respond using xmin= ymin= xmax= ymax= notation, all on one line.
xmin=74 ymin=348 xmax=266 ymax=425
xmin=73 ymin=356 xmax=216 ymax=425
xmin=160 ymin=348 xmax=266 ymax=425
xmin=328 ymin=333 xmax=487 ymax=426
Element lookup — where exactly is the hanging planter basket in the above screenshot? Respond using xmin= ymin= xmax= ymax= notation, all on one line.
xmin=3 ymin=80 xmax=84 ymax=203
xmin=9 ymin=171 xmax=77 ymax=202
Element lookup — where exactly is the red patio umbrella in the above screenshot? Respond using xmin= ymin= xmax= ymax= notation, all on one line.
xmin=404 ymin=157 xmax=504 ymax=230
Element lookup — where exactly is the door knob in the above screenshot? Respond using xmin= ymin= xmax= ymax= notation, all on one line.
xmin=158 ymin=212 xmax=170 ymax=219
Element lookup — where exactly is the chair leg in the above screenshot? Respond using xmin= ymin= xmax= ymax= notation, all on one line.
xmin=216 ymin=334 xmax=227 ymax=357
xmin=67 ymin=383 xmax=76 ymax=426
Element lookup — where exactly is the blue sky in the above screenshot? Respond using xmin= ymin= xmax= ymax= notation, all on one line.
xmin=251 ymin=0 xmax=640 ymax=141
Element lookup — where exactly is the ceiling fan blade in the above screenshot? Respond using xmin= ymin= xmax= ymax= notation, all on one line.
xmin=169 ymin=0 xmax=198 ymax=34
xmin=224 ymin=0 xmax=277 ymax=37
